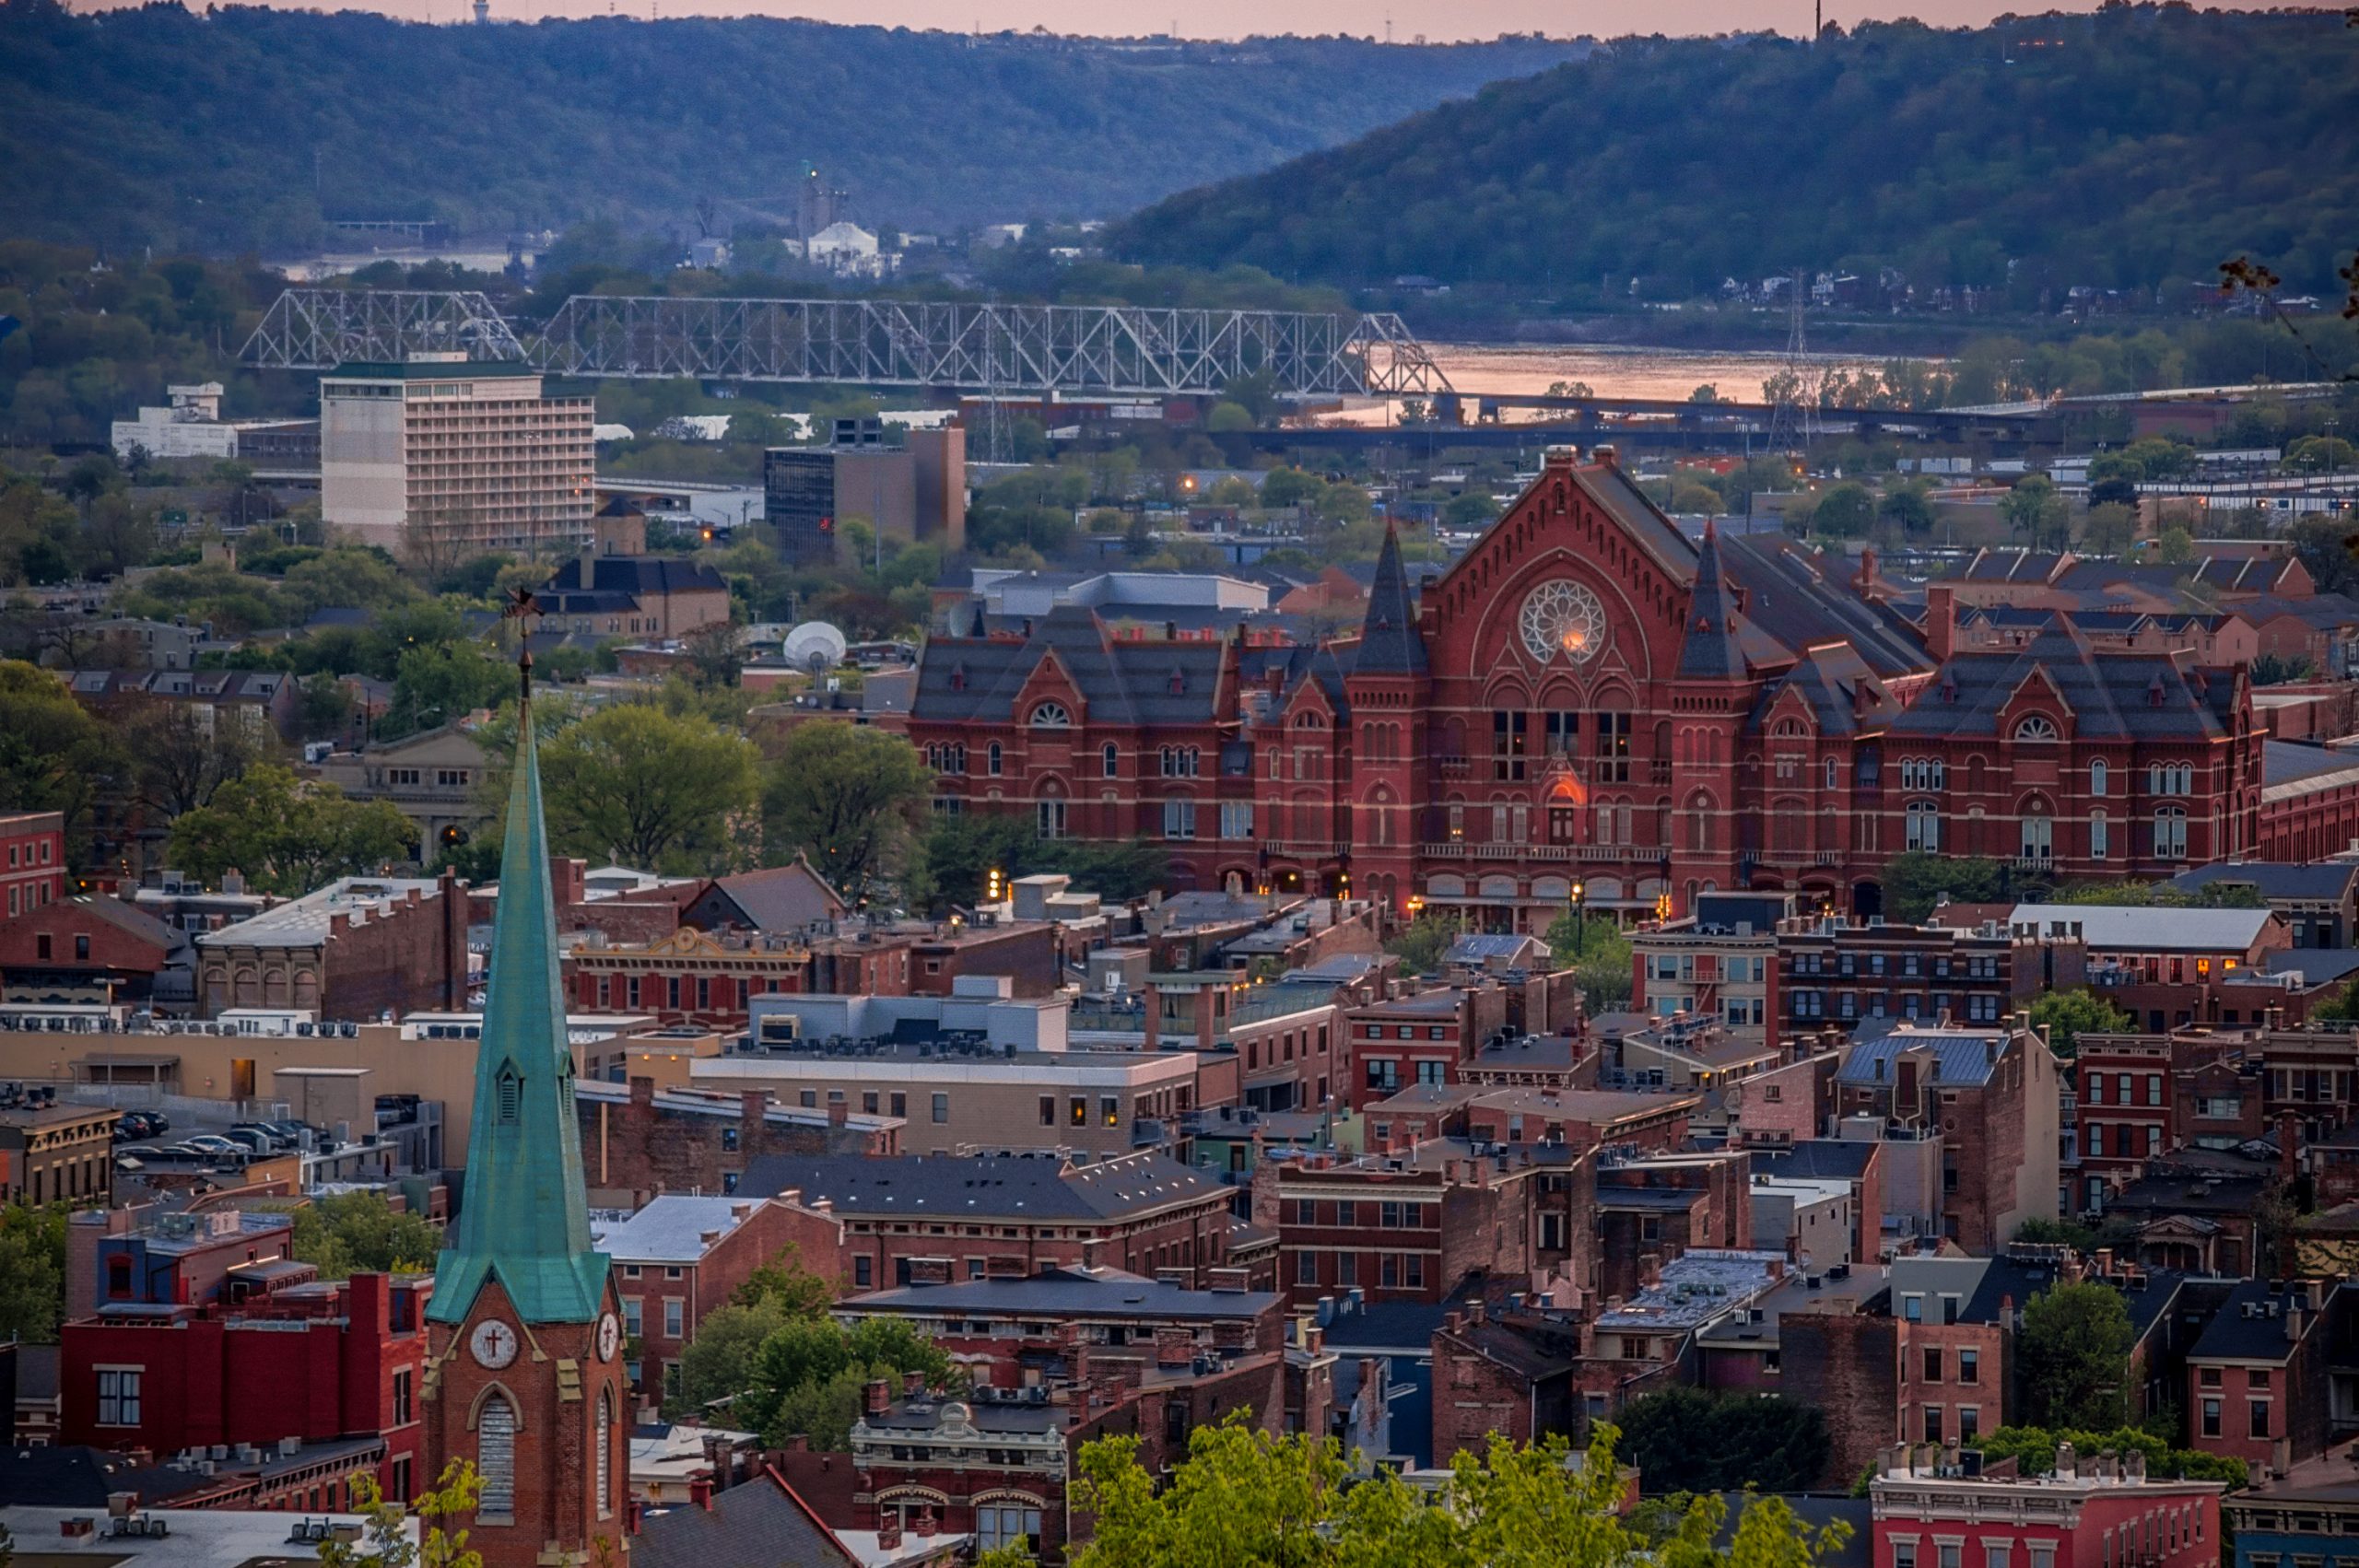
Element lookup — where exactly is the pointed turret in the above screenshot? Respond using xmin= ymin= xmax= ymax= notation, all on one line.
xmin=427 ymin=683 xmax=607 ymax=1326
xmin=1355 ymin=521 xmax=1427 ymax=676
xmin=1677 ymin=521 xmax=1749 ymax=680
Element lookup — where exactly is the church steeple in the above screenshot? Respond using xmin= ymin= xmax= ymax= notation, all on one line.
xmin=1355 ymin=521 xmax=1428 ymax=676
xmin=428 ymin=649 xmax=607 ymax=1327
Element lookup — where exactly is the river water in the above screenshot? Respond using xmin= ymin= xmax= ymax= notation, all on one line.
xmin=1326 ymin=340 xmax=1895 ymax=425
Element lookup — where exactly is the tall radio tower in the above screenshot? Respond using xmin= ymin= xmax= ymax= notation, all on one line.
xmin=1766 ymin=270 xmax=1819 ymax=451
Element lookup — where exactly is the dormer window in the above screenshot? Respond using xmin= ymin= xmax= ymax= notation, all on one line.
xmin=1029 ymin=702 xmax=1071 ymax=728
xmin=496 ymin=1064 xmax=523 ymax=1125
xmin=1168 ymin=668 xmax=1186 ymax=696
xmin=2013 ymin=715 xmax=2059 ymax=742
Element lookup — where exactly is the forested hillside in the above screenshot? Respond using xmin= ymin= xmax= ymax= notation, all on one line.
xmin=0 ymin=3 xmax=1581 ymax=254
xmin=1114 ymin=7 xmax=2357 ymax=298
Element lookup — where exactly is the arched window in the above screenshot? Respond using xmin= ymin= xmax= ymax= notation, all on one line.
xmin=1029 ymin=702 xmax=1071 ymax=728
xmin=1824 ymin=757 xmax=1839 ymax=791
xmin=986 ymin=742 xmax=1003 ymax=777
xmin=2154 ymin=805 xmax=2189 ymax=860
xmin=2091 ymin=810 xmax=2110 ymax=861
xmin=1101 ymin=743 xmax=1119 ymax=778
xmin=2091 ymin=759 xmax=2108 ymax=797
xmin=2013 ymin=714 xmax=2059 ymax=742
xmin=595 ymin=1391 xmax=614 ymax=1517
xmin=476 ymin=1393 xmax=516 ymax=1522
xmin=1906 ymin=801 xmax=1941 ymax=853
xmin=2020 ymin=798 xmax=2053 ymax=863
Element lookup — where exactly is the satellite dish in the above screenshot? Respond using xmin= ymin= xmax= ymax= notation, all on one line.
xmin=782 ymin=620 xmax=848 ymax=676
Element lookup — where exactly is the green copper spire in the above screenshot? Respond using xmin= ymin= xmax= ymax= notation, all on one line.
xmin=428 ymin=678 xmax=607 ymax=1326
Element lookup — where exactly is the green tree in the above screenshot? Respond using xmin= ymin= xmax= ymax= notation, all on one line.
xmin=1878 ymin=851 xmax=2013 ymax=924
xmin=1442 ymin=491 xmax=1499 ymax=530
xmin=2019 ymin=1282 xmax=2136 ymax=1432
xmin=1878 ymin=484 xmax=1935 ymax=536
xmin=760 ymin=722 xmax=933 ymax=906
xmin=166 ymin=764 xmax=417 ymax=895
xmin=1070 ymin=1417 xmax=1852 ymax=1568
xmin=289 ymin=1190 xmax=443 ymax=1281
xmin=0 ymin=1201 xmax=67 ymax=1344
xmin=1386 ymin=909 xmax=1460 ymax=975
xmin=1812 ymin=482 xmax=1876 ymax=539
xmin=2001 ymin=475 xmax=2070 ymax=550
xmin=316 ymin=1458 xmax=486 ymax=1568
xmin=2152 ymin=525 xmax=2196 ymax=567
xmin=121 ymin=696 xmax=263 ymax=818
xmin=2025 ymin=989 xmax=2131 ymax=1059
xmin=2081 ymin=502 xmax=2138 ymax=557
xmin=2086 ymin=453 xmax=2145 ymax=509
xmin=0 ymin=658 xmax=131 ymax=857
xmin=540 ymin=703 xmax=760 ymax=874
xmin=385 ymin=640 xmax=513 ymax=737
xmin=1975 ymin=1425 xmax=2245 ymax=1488
xmin=1617 ymin=1387 xmax=1831 ymax=1494
xmin=1546 ymin=908 xmax=1634 ymax=1012
xmin=1205 ymin=401 xmax=1256 ymax=433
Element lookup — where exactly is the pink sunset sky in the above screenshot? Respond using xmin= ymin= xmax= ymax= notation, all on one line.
xmin=73 ymin=0 xmax=2107 ymax=42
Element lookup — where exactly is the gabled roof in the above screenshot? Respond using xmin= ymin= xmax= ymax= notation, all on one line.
xmin=912 ymin=604 xmax=1228 ymax=726
xmin=2008 ymin=902 xmax=2278 ymax=953
xmin=546 ymin=555 xmax=728 ymax=598
xmin=696 ymin=860 xmax=846 ymax=932
xmin=1888 ymin=626 xmax=2230 ymax=742
xmin=2169 ymin=861 xmax=2359 ymax=904
xmin=1718 ymin=533 xmax=1931 ymax=680
xmin=633 ymin=1467 xmax=858 ymax=1568
xmin=1836 ymin=1025 xmax=2011 ymax=1088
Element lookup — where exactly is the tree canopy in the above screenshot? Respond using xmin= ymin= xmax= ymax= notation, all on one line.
xmin=166 ymin=763 xmax=417 ymax=896
xmin=2018 ymin=1281 xmax=2137 ymax=1433
xmin=537 ymin=702 xmax=761 ymax=875
xmin=1615 ymin=1387 xmax=1831 ymax=1494
xmin=759 ymin=722 xmax=933 ymax=907
xmin=289 ymin=1191 xmax=444 ymax=1281
xmin=1066 ymin=1418 xmax=1853 ymax=1568
xmin=1117 ymin=10 xmax=2359 ymax=304
xmin=0 ymin=12 xmax=1579 ymax=254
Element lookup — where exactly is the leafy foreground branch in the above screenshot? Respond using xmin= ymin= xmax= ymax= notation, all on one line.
xmin=1006 ymin=1415 xmax=1851 ymax=1568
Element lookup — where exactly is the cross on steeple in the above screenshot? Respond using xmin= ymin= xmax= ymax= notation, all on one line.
xmin=500 ymin=586 xmax=542 ymax=702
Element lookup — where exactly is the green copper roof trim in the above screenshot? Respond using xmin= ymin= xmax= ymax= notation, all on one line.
xmin=428 ymin=696 xmax=609 ymax=1326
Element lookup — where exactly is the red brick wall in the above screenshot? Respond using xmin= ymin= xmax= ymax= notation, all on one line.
xmin=1778 ymin=1307 xmax=1899 ymax=1488
xmin=0 ymin=813 xmax=66 ymax=919
xmin=614 ymin=1200 xmax=848 ymax=1396
xmin=579 ymin=1081 xmax=893 ymax=1202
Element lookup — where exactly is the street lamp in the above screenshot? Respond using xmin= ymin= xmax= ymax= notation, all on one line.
xmin=1568 ymin=879 xmax=1587 ymax=959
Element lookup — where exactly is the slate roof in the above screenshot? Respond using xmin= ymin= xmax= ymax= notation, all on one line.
xmin=2170 ymin=861 xmax=2359 ymax=903
xmin=1751 ymin=1139 xmax=1877 ymax=1182
xmin=1962 ymin=550 xmax=2071 ymax=584
xmin=700 ymin=860 xmax=846 ymax=931
xmin=2258 ymin=948 xmax=2359 ymax=987
xmin=913 ymin=603 xmax=1228 ymax=726
xmin=736 ymin=1151 xmax=1219 ymax=1221
xmin=1321 ymin=1299 xmax=1449 ymax=1351
xmin=2188 ymin=1279 xmax=2320 ymax=1363
xmin=1750 ymin=641 xmax=1905 ymax=737
xmin=1836 ymin=1026 xmax=2010 ymax=1088
xmin=840 ymin=1268 xmax=1277 ymax=1321
xmin=546 ymin=555 xmax=728 ymax=598
xmin=1887 ymin=626 xmax=2231 ymax=742
xmin=2263 ymin=741 xmax=2359 ymax=789
xmin=634 ymin=1470 xmax=856 ymax=1568
xmin=1354 ymin=522 xmax=1427 ymax=675
xmin=1677 ymin=523 xmax=1748 ymax=680
xmin=0 ymin=1444 xmax=223 ymax=1506
xmin=1719 ymin=533 xmax=1933 ymax=680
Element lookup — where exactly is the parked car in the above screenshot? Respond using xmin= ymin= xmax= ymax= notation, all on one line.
xmin=230 ymin=1122 xmax=292 ymax=1151
xmin=175 ymin=1134 xmax=244 ymax=1157
xmin=118 ymin=1110 xmax=164 ymax=1139
xmin=114 ymin=1144 xmax=163 ymax=1162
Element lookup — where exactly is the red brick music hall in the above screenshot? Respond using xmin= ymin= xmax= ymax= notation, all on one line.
xmin=910 ymin=449 xmax=2338 ymax=928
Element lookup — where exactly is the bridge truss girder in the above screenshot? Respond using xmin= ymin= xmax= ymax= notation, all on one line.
xmin=242 ymin=289 xmax=528 ymax=369
xmin=240 ymin=290 xmax=1451 ymax=398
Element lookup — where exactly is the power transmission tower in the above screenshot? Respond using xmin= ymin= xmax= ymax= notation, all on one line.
xmin=1766 ymin=270 xmax=1818 ymax=451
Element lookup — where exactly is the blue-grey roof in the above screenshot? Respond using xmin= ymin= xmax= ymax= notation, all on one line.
xmin=1445 ymin=933 xmax=1550 ymax=965
xmin=2258 ymin=948 xmax=2359 ymax=987
xmin=737 ymin=1151 xmax=1218 ymax=1221
xmin=2170 ymin=861 xmax=2359 ymax=903
xmin=912 ymin=603 xmax=1228 ymax=726
xmin=840 ymin=1268 xmax=1276 ymax=1321
xmin=1889 ymin=626 xmax=2231 ymax=743
xmin=2189 ymin=1279 xmax=2322 ymax=1363
xmin=1321 ymin=1299 xmax=1449 ymax=1352
xmin=547 ymin=555 xmax=728 ymax=598
xmin=1836 ymin=1026 xmax=2009 ymax=1088
xmin=634 ymin=1474 xmax=853 ymax=1568
xmin=2264 ymin=741 xmax=2359 ymax=788
xmin=590 ymin=1195 xmax=763 ymax=1264
xmin=1751 ymin=1140 xmax=1876 ymax=1182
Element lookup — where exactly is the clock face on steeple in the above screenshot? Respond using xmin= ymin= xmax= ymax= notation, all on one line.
xmin=1520 ymin=579 xmax=1609 ymax=665
xmin=470 ymin=1317 xmax=520 ymax=1369
xmin=597 ymin=1313 xmax=620 ymax=1362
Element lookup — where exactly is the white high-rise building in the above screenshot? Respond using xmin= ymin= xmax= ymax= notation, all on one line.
xmin=320 ymin=353 xmax=594 ymax=558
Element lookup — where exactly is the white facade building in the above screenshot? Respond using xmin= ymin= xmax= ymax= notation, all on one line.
xmin=319 ymin=353 xmax=594 ymax=556
xmin=111 ymin=382 xmax=240 ymax=461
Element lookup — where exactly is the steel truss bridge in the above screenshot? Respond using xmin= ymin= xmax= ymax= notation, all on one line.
xmin=241 ymin=288 xmax=1451 ymax=398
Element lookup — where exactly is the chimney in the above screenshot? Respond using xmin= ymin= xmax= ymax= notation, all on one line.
xmin=864 ymin=1377 xmax=891 ymax=1415
xmin=1927 ymin=583 xmax=1957 ymax=662
xmin=689 ymin=1478 xmax=714 ymax=1511
xmin=1142 ymin=982 xmax=1160 ymax=1053
xmin=2056 ymin=1439 xmax=2076 ymax=1479
xmin=2280 ymin=1109 xmax=2300 ymax=1187
xmin=827 ymin=1100 xmax=849 ymax=1128
xmin=902 ymin=1368 xmax=925 ymax=1397
xmin=876 ymin=1514 xmax=903 ymax=1552
xmin=912 ymin=1506 xmax=939 ymax=1539
xmin=630 ymin=1075 xmax=656 ymax=1107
